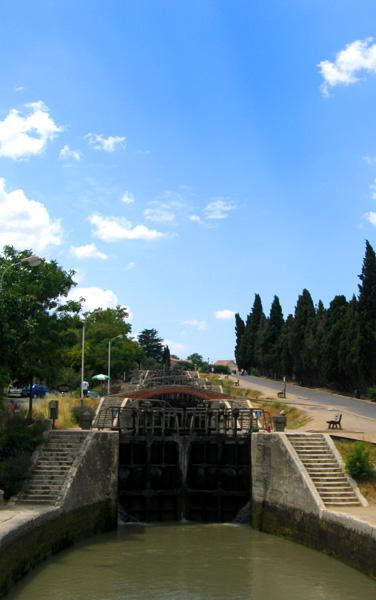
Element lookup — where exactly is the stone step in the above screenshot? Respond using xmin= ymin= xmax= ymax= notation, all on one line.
xmin=324 ymin=501 xmax=360 ymax=506
xmin=34 ymin=465 xmax=70 ymax=471
xmin=320 ymin=492 xmax=358 ymax=499
xmin=316 ymin=485 xmax=354 ymax=491
xmin=19 ymin=494 xmax=58 ymax=502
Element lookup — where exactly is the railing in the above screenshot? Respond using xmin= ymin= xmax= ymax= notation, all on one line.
xmin=95 ymin=406 xmax=271 ymax=437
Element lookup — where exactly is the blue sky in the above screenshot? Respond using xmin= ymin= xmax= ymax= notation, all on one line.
xmin=1 ymin=0 xmax=376 ymax=360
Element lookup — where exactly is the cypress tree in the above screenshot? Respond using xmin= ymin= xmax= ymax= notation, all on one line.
xmin=321 ymin=295 xmax=348 ymax=387
xmin=238 ymin=294 xmax=265 ymax=373
xmin=291 ymin=289 xmax=315 ymax=384
xmin=234 ymin=313 xmax=246 ymax=369
xmin=261 ymin=295 xmax=284 ymax=378
xmin=358 ymin=240 xmax=376 ymax=388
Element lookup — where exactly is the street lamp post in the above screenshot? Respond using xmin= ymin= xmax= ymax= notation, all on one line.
xmin=108 ymin=334 xmax=124 ymax=395
xmin=80 ymin=322 xmax=85 ymax=407
xmin=0 ymin=254 xmax=41 ymax=294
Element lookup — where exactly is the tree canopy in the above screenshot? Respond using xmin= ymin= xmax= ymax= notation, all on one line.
xmin=234 ymin=241 xmax=376 ymax=394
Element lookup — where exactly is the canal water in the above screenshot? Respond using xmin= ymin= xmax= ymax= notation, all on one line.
xmin=8 ymin=523 xmax=376 ymax=600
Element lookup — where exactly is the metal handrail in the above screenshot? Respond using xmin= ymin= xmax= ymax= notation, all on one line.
xmin=95 ymin=406 xmax=271 ymax=437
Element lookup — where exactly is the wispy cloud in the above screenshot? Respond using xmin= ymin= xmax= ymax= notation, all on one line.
xmin=121 ymin=191 xmax=135 ymax=205
xmin=86 ymin=133 xmax=126 ymax=152
xmin=125 ymin=261 xmax=136 ymax=270
xmin=214 ymin=309 xmax=235 ymax=320
xmin=364 ymin=211 xmax=376 ymax=226
xmin=144 ymin=207 xmax=175 ymax=223
xmin=70 ymin=243 xmax=108 ymax=260
xmin=319 ymin=38 xmax=376 ymax=95
xmin=0 ymin=101 xmax=61 ymax=159
xmin=182 ymin=319 xmax=207 ymax=331
xmin=370 ymin=178 xmax=376 ymax=200
xmin=363 ymin=155 xmax=376 ymax=165
xmin=0 ymin=177 xmax=62 ymax=251
xmin=59 ymin=144 xmax=81 ymax=161
xmin=205 ymin=198 xmax=236 ymax=220
xmin=89 ymin=213 xmax=169 ymax=242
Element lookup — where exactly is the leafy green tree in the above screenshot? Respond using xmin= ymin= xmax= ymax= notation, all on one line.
xmin=0 ymin=246 xmax=80 ymax=418
xmin=68 ymin=306 xmax=142 ymax=379
xmin=187 ymin=353 xmax=204 ymax=369
xmin=138 ymin=328 xmax=164 ymax=364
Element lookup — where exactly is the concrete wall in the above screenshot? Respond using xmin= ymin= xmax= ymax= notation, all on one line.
xmin=0 ymin=430 xmax=119 ymax=597
xmin=251 ymin=433 xmax=376 ymax=578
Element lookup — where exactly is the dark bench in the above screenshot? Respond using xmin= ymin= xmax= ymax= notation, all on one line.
xmin=277 ymin=390 xmax=286 ymax=399
xmin=327 ymin=414 xmax=342 ymax=429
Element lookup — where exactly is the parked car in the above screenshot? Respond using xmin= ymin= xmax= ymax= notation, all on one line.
xmin=21 ymin=384 xmax=49 ymax=398
xmin=7 ymin=386 xmax=23 ymax=398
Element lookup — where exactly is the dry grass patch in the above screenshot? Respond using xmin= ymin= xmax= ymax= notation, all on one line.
xmin=33 ymin=394 xmax=100 ymax=429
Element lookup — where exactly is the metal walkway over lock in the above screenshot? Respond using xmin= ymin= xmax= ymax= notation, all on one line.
xmin=97 ymin=406 xmax=267 ymax=437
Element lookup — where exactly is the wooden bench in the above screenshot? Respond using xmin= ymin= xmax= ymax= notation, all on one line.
xmin=277 ymin=390 xmax=286 ymax=399
xmin=234 ymin=380 xmax=240 ymax=387
xmin=327 ymin=414 xmax=342 ymax=429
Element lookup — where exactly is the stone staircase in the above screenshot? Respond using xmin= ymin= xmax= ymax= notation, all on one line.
xmin=17 ymin=431 xmax=88 ymax=505
xmin=92 ymin=396 xmax=124 ymax=429
xmin=287 ymin=433 xmax=361 ymax=507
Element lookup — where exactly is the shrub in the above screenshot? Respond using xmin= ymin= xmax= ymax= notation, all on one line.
xmin=367 ymin=386 xmax=376 ymax=401
xmin=250 ymin=368 xmax=260 ymax=376
xmin=346 ymin=442 xmax=374 ymax=480
xmin=0 ymin=414 xmax=48 ymax=498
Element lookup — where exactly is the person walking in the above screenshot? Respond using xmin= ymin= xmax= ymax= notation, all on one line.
xmin=82 ymin=380 xmax=89 ymax=397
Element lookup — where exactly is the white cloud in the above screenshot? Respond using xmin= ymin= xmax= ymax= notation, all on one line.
xmin=364 ymin=211 xmax=376 ymax=226
xmin=189 ymin=214 xmax=204 ymax=225
xmin=214 ymin=309 xmax=235 ymax=320
xmin=59 ymin=144 xmax=81 ymax=161
xmin=144 ymin=207 xmax=175 ymax=223
xmin=183 ymin=319 xmax=207 ymax=331
xmin=125 ymin=261 xmax=135 ymax=270
xmin=89 ymin=213 xmax=168 ymax=242
xmin=0 ymin=101 xmax=62 ymax=159
xmin=86 ymin=133 xmax=126 ymax=152
xmin=70 ymin=243 xmax=108 ymax=260
xmin=319 ymin=38 xmax=376 ymax=95
xmin=121 ymin=191 xmax=135 ymax=205
xmin=0 ymin=177 xmax=62 ymax=251
xmin=163 ymin=339 xmax=187 ymax=356
xmin=205 ymin=198 xmax=236 ymax=220
xmin=67 ymin=286 xmax=119 ymax=312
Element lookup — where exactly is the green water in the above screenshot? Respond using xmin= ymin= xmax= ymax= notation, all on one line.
xmin=8 ymin=523 xmax=376 ymax=600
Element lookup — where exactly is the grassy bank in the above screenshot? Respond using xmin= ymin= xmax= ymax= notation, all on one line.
xmin=334 ymin=439 xmax=376 ymax=503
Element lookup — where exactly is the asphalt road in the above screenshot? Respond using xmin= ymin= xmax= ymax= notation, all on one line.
xmin=241 ymin=374 xmax=376 ymax=421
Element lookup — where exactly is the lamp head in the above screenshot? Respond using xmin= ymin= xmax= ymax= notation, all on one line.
xmin=22 ymin=255 xmax=41 ymax=267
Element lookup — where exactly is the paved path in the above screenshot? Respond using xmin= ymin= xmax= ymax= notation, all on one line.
xmin=242 ymin=374 xmax=376 ymax=420
xmin=234 ymin=375 xmax=376 ymax=443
